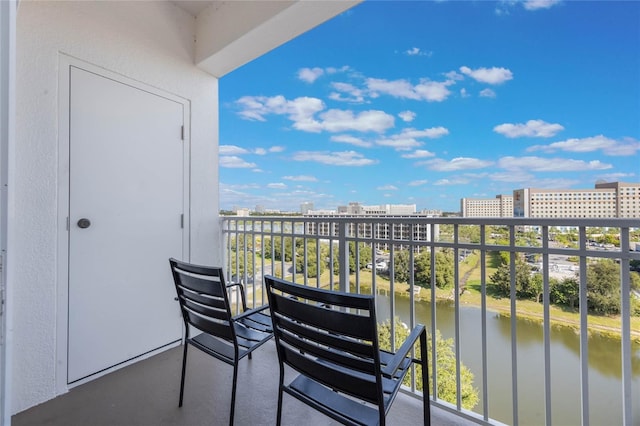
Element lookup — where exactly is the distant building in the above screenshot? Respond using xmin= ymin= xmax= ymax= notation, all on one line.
xmin=255 ymin=205 xmax=265 ymax=214
xmin=514 ymin=182 xmax=640 ymax=218
xmin=300 ymin=202 xmax=314 ymax=215
xmin=336 ymin=202 xmax=417 ymax=215
xmin=461 ymin=195 xmax=513 ymax=218
xmin=304 ymin=202 xmax=436 ymax=252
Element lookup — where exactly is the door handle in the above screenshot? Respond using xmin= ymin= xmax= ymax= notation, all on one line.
xmin=77 ymin=218 xmax=91 ymax=229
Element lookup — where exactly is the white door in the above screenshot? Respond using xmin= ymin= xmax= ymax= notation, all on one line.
xmin=68 ymin=66 xmax=185 ymax=383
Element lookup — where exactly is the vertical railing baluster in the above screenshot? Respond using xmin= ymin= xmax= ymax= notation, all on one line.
xmin=480 ymin=224 xmax=489 ymax=422
xmin=620 ymin=226 xmax=632 ymax=426
xmin=338 ymin=221 xmax=348 ymax=293
xmin=578 ymin=226 xmax=589 ymax=426
xmin=542 ymin=225 xmax=552 ymax=426
xmin=430 ymin=222 xmax=438 ymax=402
xmin=509 ymin=225 xmax=519 ymax=425
xmin=453 ymin=223 xmax=462 ymax=410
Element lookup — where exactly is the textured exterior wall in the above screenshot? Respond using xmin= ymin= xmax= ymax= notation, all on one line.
xmin=15 ymin=1 xmax=218 ymax=413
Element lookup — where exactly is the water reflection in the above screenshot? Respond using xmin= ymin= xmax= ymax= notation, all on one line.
xmin=376 ymin=292 xmax=640 ymax=425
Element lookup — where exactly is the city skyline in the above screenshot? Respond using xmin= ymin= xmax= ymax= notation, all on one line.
xmin=219 ymin=0 xmax=640 ymax=212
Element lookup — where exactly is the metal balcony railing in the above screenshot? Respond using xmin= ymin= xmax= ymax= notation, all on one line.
xmin=221 ymin=216 xmax=640 ymax=425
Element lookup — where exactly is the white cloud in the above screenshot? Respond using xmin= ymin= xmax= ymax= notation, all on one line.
xmin=596 ymin=172 xmax=636 ymax=181
xmin=269 ymin=146 xmax=285 ymax=153
xmin=479 ymin=88 xmax=496 ymax=98
xmin=282 ymin=175 xmax=318 ymax=182
xmin=398 ymin=111 xmax=416 ymax=122
xmin=405 ymin=47 xmax=432 ymax=57
xmin=236 ymin=95 xmax=325 ymax=123
xmin=498 ymin=156 xmax=612 ymax=172
xmin=220 ymin=156 xmax=257 ymax=169
xmin=326 ymin=65 xmax=351 ymax=74
xmin=298 ymin=67 xmax=324 ymax=83
xmin=254 ymin=148 xmax=267 ymax=155
xmin=267 ymin=182 xmax=287 ymax=189
xmin=424 ymin=157 xmax=494 ymax=171
xmin=330 ymin=135 xmax=372 ymax=148
xmin=366 ymin=77 xmax=454 ymax=102
xmin=409 ymin=179 xmax=429 ymax=186
xmin=433 ymin=177 xmax=472 ymax=186
xmin=219 ymin=145 xmax=249 ymax=155
xmin=329 ymin=82 xmax=366 ymax=103
xmin=494 ymin=119 xmax=564 ymax=138
xmin=292 ymin=150 xmax=378 ymax=166
xmin=523 ymin=0 xmax=561 ymax=11
xmin=236 ymin=95 xmax=393 ymax=134
xmin=313 ymin=109 xmax=395 ymax=133
xmin=404 ymin=127 xmax=449 ymax=139
xmin=460 ymin=88 xmax=470 ymax=98
xmin=376 ymin=127 xmax=448 ymax=151
xmin=377 ymin=185 xmax=398 ymax=191
xmin=527 ymin=135 xmax=640 ymax=156
xmin=460 ymin=66 xmax=513 ymax=84
xmin=402 ymin=150 xmax=436 ymax=159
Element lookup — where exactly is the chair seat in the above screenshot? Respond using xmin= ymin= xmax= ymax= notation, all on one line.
xmin=288 ymin=375 xmax=380 ymax=426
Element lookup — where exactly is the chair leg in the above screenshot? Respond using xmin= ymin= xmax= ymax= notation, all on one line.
xmin=229 ymin=362 xmax=239 ymax=426
xmin=276 ymin=378 xmax=284 ymax=426
xmin=178 ymin=342 xmax=189 ymax=407
xmin=420 ymin=331 xmax=431 ymax=426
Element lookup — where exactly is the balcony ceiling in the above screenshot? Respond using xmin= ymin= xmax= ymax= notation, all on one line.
xmin=171 ymin=0 xmax=360 ymax=77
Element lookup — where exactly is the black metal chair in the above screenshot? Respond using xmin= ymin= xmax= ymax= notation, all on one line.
xmin=169 ymin=258 xmax=273 ymax=426
xmin=264 ymin=275 xmax=430 ymax=426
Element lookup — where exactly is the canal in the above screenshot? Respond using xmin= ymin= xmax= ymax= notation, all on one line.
xmin=376 ymin=293 xmax=640 ymax=425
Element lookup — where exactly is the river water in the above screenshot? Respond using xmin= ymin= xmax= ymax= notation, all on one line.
xmin=375 ymin=293 xmax=640 ymax=425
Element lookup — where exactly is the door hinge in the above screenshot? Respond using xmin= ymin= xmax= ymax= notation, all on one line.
xmin=66 ymin=216 xmax=70 ymax=231
xmin=180 ymin=214 xmax=184 ymax=229
xmin=181 ymin=126 xmax=184 ymax=141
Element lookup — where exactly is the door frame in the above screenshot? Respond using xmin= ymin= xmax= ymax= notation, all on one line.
xmin=56 ymin=55 xmax=190 ymax=393
xmin=0 ymin=0 xmax=16 ymax=422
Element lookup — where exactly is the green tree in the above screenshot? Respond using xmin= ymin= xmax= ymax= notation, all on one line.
xmin=392 ymin=250 xmax=411 ymax=282
xmin=414 ymin=250 xmax=454 ymax=289
xmin=377 ymin=318 xmax=479 ymax=410
xmin=550 ymin=277 xmax=579 ymax=309
xmin=587 ymin=259 xmax=621 ymax=315
xmin=490 ymin=258 xmax=536 ymax=300
xmin=295 ymin=240 xmax=324 ymax=278
xmin=349 ymin=242 xmax=372 ymax=273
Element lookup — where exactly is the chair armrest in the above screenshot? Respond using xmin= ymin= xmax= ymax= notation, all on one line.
xmin=232 ymin=304 xmax=269 ymax=321
xmin=381 ymin=324 xmax=426 ymax=378
xmin=226 ymin=281 xmax=247 ymax=311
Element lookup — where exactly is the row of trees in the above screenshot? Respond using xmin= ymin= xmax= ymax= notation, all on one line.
xmin=229 ymin=235 xmax=639 ymax=316
xmin=490 ymin=257 xmax=640 ymax=315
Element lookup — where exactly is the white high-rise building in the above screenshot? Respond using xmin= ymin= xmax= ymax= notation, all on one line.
xmin=461 ymin=195 xmax=513 ymax=217
xmin=514 ymin=182 xmax=640 ymax=218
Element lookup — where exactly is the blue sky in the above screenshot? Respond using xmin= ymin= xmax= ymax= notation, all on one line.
xmin=219 ymin=0 xmax=640 ymax=213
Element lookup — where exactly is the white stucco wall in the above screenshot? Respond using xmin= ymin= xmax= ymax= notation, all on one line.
xmin=15 ymin=1 xmax=219 ymax=413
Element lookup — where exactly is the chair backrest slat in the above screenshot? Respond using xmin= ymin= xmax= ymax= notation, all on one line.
xmin=184 ymin=310 xmax=234 ymax=341
xmin=276 ymin=314 xmax=375 ymax=359
xmin=278 ymin=328 xmax=376 ymax=375
xmin=270 ymin=292 xmax=373 ymax=340
xmin=281 ymin=344 xmax=379 ymax=404
xmin=181 ymin=297 xmax=228 ymax=322
xmin=176 ymin=271 xmax=226 ymax=297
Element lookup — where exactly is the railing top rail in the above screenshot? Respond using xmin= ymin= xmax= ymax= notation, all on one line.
xmin=221 ymin=215 xmax=640 ymax=228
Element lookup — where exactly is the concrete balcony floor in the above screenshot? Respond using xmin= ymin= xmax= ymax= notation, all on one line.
xmin=13 ymin=340 xmax=475 ymax=426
